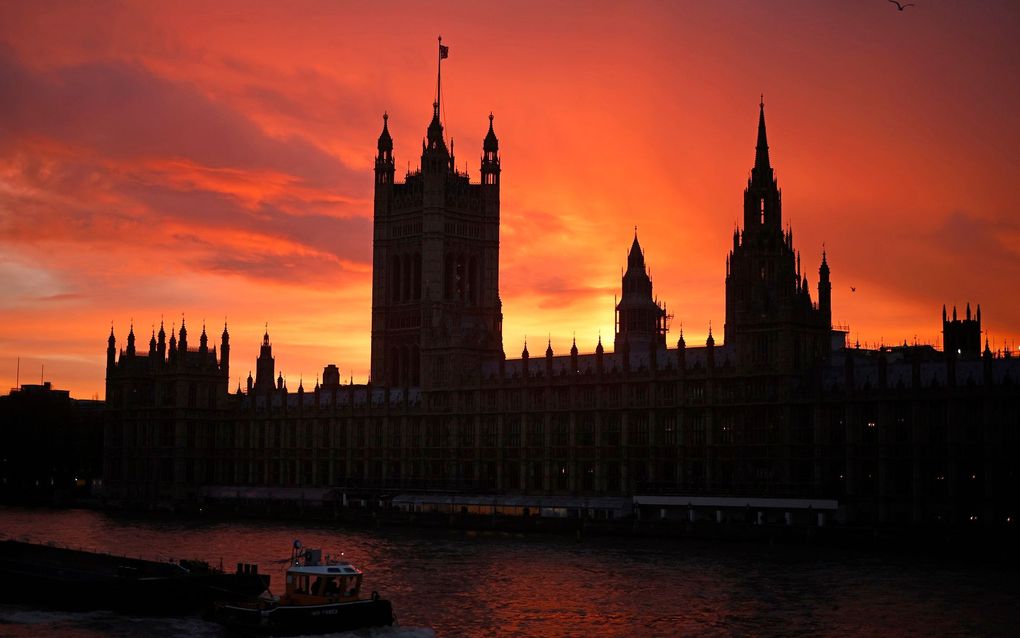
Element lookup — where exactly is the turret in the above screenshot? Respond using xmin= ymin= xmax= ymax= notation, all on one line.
xmin=422 ymin=98 xmax=450 ymax=175
xmin=375 ymin=112 xmax=395 ymax=187
xmin=521 ymin=339 xmax=530 ymax=377
xmin=148 ymin=328 xmax=157 ymax=356
xmin=481 ymin=113 xmax=500 ymax=186
xmin=255 ymin=327 xmax=276 ymax=392
xmin=199 ymin=323 xmax=208 ymax=353
xmin=595 ymin=334 xmax=604 ymax=373
xmin=545 ymin=338 xmax=554 ymax=376
xmin=817 ymin=249 xmax=832 ymax=328
xmin=706 ymin=324 xmax=716 ymax=369
xmin=126 ymin=323 xmax=136 ymax=356
xmin=570 ymin=336 xmax=579 ymax=374
xmin=614 ymin=230 xmax=667 ymax=352
xmin=106 ymin=326 xmax=116 ymax=371
xmin=157 ymin=320 xmax=166 ymax=361
xmin=220 ymin=321 xmax=230 ymax=378
xmin=168 ymin=323 xmax=177 ymax=361
xmin=178 ymin=318 xmax=188 ymax=352
xmin=943 ymin=302 xmax=982 ymax=358
xmin=983 ymin=338 xmax=993 ymax=384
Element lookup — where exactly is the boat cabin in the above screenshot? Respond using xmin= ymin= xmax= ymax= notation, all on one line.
xmin=283 ymin=547 xmax=363 ymax=605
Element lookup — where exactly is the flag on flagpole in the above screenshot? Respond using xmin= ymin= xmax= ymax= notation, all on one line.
xmin=439 ymin=44 xmax=449 ymax=59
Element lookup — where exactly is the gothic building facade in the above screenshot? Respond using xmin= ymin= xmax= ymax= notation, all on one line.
xmin=102 ymin=86 xmax=1020 ymax=528
xmin=370 ymin=101 xmax=502 ymax=390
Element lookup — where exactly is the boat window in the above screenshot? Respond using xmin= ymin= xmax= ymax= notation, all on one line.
xmin=342 ymin=576 xmax=360 ymax=597
xmin=294 ymin=575 xmax=310 ymax=594
xmin=311 ymin=576 xmax=327 ymax=596
xmin=322 ymin=576 xmax=341 ymax=596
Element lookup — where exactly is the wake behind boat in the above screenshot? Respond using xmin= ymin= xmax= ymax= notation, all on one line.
xmin=211 ymin=540 xmax=394 ymax=635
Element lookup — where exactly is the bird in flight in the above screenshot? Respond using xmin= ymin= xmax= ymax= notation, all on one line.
xmin=850 ymin=286 xmax=856 ymax=293
xmin=888 ymin=0 xmax=914 ymax=10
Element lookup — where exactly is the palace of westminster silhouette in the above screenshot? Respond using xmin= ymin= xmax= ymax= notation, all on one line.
xmin=102 ymin=62 xmax=1020 ymax=529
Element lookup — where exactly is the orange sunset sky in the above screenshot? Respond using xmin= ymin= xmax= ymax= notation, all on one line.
xmin=1 ymin=1 xmax=1018 ymax=399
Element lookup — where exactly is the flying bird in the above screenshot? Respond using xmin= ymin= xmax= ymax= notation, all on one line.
xmin=850 ymin=286 xmax=856 ymax=293
xmin=888 ymin=0 xmax=914 ymax=10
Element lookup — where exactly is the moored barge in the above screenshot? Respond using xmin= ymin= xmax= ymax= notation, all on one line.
xmin=0 ymin=539 xmax=269 ymax=614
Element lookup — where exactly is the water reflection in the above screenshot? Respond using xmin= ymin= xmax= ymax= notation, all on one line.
xmin=1 ymin=508 xmax=1017 ymax=637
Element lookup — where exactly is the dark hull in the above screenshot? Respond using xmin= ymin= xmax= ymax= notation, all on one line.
xmin=0 ymin=540 xmax=268 ymax=614
xmin=213 ymin=599 xmax=394 ymax=636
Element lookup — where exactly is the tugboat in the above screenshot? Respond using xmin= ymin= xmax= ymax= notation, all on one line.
xmin=211 ymin=540 xmax=394 ymax=635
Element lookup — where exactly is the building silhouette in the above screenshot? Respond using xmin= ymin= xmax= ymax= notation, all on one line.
xmin=370 ymin=100 xmax=502 ymax=390
xmin=1 ymin=381 xmax=103 ymax=504
xmin=102 ymin=63 xmax=1020 ymax=529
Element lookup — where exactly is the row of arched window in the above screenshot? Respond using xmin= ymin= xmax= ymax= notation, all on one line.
xmin=390 ymin=253 xmax=422 ymax=303
xmin=444 ymin=253 xmax=480 ymax=304
xmin=389 ymin=251 xmax=483 ymax=306
xmin=389 ymin=344 xmax=421 ymax=387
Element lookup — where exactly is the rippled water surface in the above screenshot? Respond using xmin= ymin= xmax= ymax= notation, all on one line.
xmin=1 ymin=507 xmax=1017 ymax=637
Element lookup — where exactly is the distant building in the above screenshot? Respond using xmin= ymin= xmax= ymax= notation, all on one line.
xmin=102 ymin=69 xmax=1020 ymax=529
xmin=0 ymin=382 xmax=103 ymax=503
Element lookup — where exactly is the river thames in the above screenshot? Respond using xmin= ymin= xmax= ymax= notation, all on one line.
xmin=0 ymin=507 xmax=1017 ymax=637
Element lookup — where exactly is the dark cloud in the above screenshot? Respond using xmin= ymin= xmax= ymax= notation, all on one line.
xmin=0 ymin=48 xmax=364 ymax=189
xmin=0 ymin=47 xmax=376 ymax=291
xmin=116 ymin=181 xmax=372 ymax=265
xmin=191 ymin=252 xmax=355 ymax=286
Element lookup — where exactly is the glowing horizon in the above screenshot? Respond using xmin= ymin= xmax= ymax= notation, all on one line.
xmin=1 ymin=1 xmax=1019 ymax=398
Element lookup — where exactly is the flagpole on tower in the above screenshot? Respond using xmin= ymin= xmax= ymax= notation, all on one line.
xmin=436 ymin=36 xmax=450 ymax=129
xmin=436 ymin=35 xmax=443 ymax=117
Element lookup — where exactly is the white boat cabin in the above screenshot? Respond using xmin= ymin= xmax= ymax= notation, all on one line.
xmin=284 ymin=546 xmax=363 ymax=604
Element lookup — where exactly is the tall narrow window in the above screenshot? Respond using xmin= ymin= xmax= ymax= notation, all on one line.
xmin=444 ymin=254 xmax=454 ymax=300
xmin=468 ymin=257 xmax=478 ymax=305
xmin=403 ymin=255 xmax=412 ymax=302
xmin=760 ymin=198 xmax=765 ymax=224
xmin=455 ymin=255 xmax=466 ymax=300
xmin=413 ymin=253 xmax=422 ymax=300
xmin=391 ymin=255 xmax=401 ymax=303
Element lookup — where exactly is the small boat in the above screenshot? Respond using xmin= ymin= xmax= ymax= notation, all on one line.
xmin=211 ymin=540 xmax=394 ymax=635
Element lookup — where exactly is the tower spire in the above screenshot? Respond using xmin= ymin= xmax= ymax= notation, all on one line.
xmin=755 ymin=96 xmax=770 ymax=171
